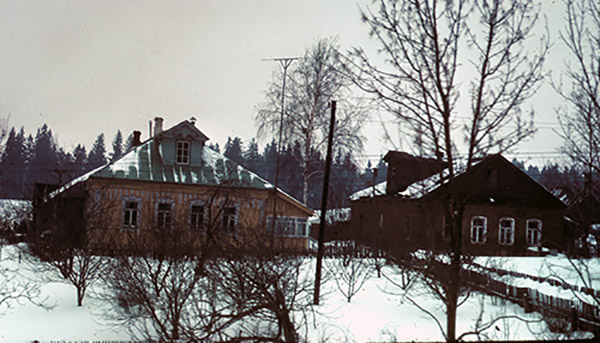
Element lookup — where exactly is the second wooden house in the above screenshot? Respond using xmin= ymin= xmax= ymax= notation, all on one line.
xmin=350 ymin=152 xmax=569 ymax=256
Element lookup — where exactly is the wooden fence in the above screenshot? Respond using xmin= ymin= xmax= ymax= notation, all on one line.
xmin=464 ymin=267 xmax=600 ymax=334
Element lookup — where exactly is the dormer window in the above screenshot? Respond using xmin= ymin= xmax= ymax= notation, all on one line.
xmin=176 ymin=140 xmax=190 ymax=165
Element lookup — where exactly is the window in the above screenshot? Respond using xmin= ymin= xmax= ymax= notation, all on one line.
xmin=123 ymin=201 xmax=139 ymax=229
xmin=442 ymin=216 xmax=451 ymax=240
xmin=471 ymin=216 xmax=487 ymax=244
xmin=526 ymin=219 xmax=542 ymax=246
xmin=296 ymin=218 xmax=307 ymax=236
xmin=157 ymin=203 xmax=172 ymax=229
xmin=221 ymin=206 xmax=236 ymax=232
xmin=190 ymin=205 xmax=205 ymax=231
xmin=499 ymin=218 xmax=515 ymax=245
xmin=176 ymin=140 xmax=190 ymax=165
xmin=266 ymin=216 xmax=308 ymax=237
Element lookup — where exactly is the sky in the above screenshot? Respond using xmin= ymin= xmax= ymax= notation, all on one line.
xmin=0 ymin=0 xmax=569 ymax=167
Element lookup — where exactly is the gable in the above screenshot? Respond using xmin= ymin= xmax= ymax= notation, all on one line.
xmin=430 ymin=155 xmax=565 ymax=209
xmin=160 ymin=120 xmax=209 ymax=142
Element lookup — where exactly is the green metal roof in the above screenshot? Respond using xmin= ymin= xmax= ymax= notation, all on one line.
xmin=94 ymin=140 xmax=271 ymax=189
xmin=51 ymin=139 xmax=274 ymax=199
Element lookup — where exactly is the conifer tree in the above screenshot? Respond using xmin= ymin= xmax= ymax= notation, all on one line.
xmin=31 ymin=124 xmax=58 ymax=185
xmin=111 ymin=130 xmax=124 ymax=162
xmin=87 ymin=133 xmax=107 ymax=170
xmin=224 ymin=137 xmax=244 ymax=166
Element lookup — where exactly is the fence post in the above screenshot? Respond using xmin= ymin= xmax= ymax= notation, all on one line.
xmin=571 ymin=305 xmax=578 ymax=332
xmin=523 ymin=292 xmax=532 ymax=313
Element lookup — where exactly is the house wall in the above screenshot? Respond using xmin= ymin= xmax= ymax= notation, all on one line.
xmin=350 ymin=196 xmax=566 ymax=256
xmin=350 ymin=196 xmax=428 ymax=255
xmin=460 ymin=204 xmax=565 ymax=256
xmin=83 ymin=178 xmax=311 ymax=252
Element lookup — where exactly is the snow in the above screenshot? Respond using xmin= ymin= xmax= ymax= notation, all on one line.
xmin=0 ymin=244 xmax=595 ymax=342
xmin=349 ymin=169 xmax=450 ymax=200
xmin=311 ymin=208 xmax=351 ymax=225
xmin=0 ymin=199 xmax=31 ymax=225
xmin=349 ymin=181 xmax=386 ymax=200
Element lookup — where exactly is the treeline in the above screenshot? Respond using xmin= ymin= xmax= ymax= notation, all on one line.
xmin=213 ymin=137 xmax=384 ymax=209
xmin=0 ymin=125 xmax=131 ymax=199
xmin=0 ymin=124 xmax=380 ymax=208
xmin=1 ymin=123 xmax=584 ymax=207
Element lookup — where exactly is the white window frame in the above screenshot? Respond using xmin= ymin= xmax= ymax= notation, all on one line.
xmin=498 ymin=217 xmax=515 ymax=245
xmin=221 ymin=205 xmax=237 ymax=233
xmin=526 ymin=219 xmax=542 ymax=246
xmin=190 ymin=202 xmax=206 ymax=232
xmin=156 ymin=201 xmax=174 ymax=230
xmin=122 ymin=198 xmax=141 ymax=231
xmin=266 ymin=216 xmax=308 ymax=237
xmin=176 ymin=140 xmax=191 ymax=165
xmin=470 ymin=216 xmax=487 ymax=244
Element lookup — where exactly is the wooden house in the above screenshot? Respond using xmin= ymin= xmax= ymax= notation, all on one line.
xmin=350 ymin=152 xmax=568 ymax=256
xmin=33 ymin=118 xmax=314 ymax=254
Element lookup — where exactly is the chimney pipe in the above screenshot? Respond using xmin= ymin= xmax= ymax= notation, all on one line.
xmin=154 ymin=117 xmax=164 ymax=137
xmin=132 ymin=130 xmax=142 ymax=147
xmin=189 ymin=116 xmax=197 ymax=126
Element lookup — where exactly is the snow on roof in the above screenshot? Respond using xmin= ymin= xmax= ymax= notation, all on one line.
xmin=349 ymin=181 xmax=387 ymax=200
xmin=310 ymin=207 xmax=351 ymax=224
xmin=50 ymin=131 xmax=280 ymax=199
xmin=350 ymin=168 xmax=452 ymax=200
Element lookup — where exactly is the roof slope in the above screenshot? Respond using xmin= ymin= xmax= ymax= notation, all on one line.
xmin=351 ymin=153 xmax=565 ymax=209
xmin=52 ymin=139 xmax=274 ymax=199
xmin=94 ymin=140 xmax=272 ymax=188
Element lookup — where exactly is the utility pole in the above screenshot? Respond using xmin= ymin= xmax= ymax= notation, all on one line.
xmin=262 ymin=57 xmax=298 ymax=239
xmin=313 ymin=100 xmax=336 ymax=305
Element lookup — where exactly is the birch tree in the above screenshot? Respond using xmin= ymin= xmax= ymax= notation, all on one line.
xmin=257 ymin=38 xmax=367 ymax=205
xmin=348 ymin=0 xmax=548 ymax=341
xmin=555 ymin=0 xmax=600 ymax=182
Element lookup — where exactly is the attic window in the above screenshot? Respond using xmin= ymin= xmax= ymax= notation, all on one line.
xmin=176 ymin=140 xmax=190 ymax=165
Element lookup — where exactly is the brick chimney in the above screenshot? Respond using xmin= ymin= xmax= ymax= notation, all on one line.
xmin=132 ymin=130 xmax=142 ymax=147
xmin=154 ymin=117 xmax=164 ymax=137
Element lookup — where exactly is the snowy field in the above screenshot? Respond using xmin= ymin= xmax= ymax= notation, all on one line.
xmin=0 ymin=244 xmax=594 ymax=342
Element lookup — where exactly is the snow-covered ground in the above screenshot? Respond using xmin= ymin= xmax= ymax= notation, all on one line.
xmin=0 ymin=244 xmax=594 ymax=342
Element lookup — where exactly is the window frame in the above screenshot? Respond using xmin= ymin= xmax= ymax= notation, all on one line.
xmin=470 ymin=216 xmax=487 ymax=244
xmin=442 ymin=216 xmax=451 ymax=241
xmin=221 ymin=205 xmax=237 ymax=233
xmin=155 ymin=201 xmax=174 ymax=230
xmin=190 ymin=203 xmax=206 ymax=232
xmin=498 ymin=217 xmax=515 ymax=245
xmin=526 ymin=219 xmax=543 ymax=246
xmin=266 ymin=216 xmax=309 ymax=237
xmin=122 ymin=198 xmax=141 ymax=231
xmin=175 ymin=140 xmax=191 ymax=165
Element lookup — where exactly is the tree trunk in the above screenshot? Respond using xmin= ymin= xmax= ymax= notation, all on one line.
xmin=446 ymin=294 xmax=457 ymax=342
xmin=279 ymin=311 xmax=297 ymax=343
xmin=76 ymin=285 xmax=84 ymax=307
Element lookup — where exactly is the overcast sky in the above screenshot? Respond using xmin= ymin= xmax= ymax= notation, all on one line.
xmin=1 ymin=0 xmax=568 ymax=167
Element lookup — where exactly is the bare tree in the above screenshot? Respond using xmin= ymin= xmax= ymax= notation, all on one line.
xmin=347 ymin=0 xmax=548 ymax=341
xmin=326 ymin=242 xmax=372 ymax=303
xmin=99 ymin=184 xmax=246 ymax=342
xmin=0 ymin=115 xmax=8 ymax=157
xmin=555 ymin=0 xmax=600 ymax=180
xmin=257 ymin=38 xmax=367 ymax=204
xmin=28 ymin=187 xmax=109 ymax=306
xmin=208 ymin=250 xmax=316 ymax=343
xmin=0 ymin=199 xmax=47 ymax=314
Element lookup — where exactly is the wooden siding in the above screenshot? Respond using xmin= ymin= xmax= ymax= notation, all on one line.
xmin=81 ymin=177 xmax=311 ymax=252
